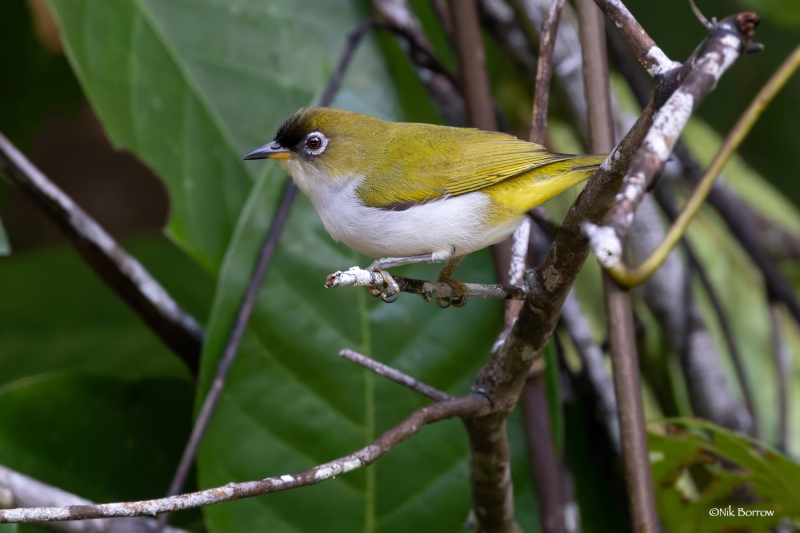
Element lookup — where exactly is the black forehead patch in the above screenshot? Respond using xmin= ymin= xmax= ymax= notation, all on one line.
xmin=274 ymin=110 xmax=310 ymax=149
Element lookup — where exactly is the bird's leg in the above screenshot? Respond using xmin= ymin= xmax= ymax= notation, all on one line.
xmin=436 ymin=255 xmax=468 ymax=308
xmin=365 ymin=254 xmax=434 ymax=303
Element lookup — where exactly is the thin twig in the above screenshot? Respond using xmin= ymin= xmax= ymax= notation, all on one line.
xmin=560 ymin=290 xmax=621 ymax=452
xmin=450 ymin=1 xmax=527 ymax=530
xmin=0 ymin=395 xmax=490 ymax=524
xmin=0 ymin=464 xmax=190 ymax=533
xmin=530 ymin=0 xmax=567 ymax=145
xmin=338 ymin=348 xmax=453 ymax=402
xmin=522 ymin=4 xmax=571 ymax=531
xmin=155 ymin=19 xmax=375 ymax=530
xmin=577 ymin=0 xmax=658 ymax=530
xmin=768 ymin=302 xmax=791 ymax=454
xmin=325 ymin=268 xmax=526 ymax=301
xmin=591 ymin=0 xmax=680 ymax=76
xmin=0 ymin=134 xmax=204 ymax=373
xmin=451 ymin=0 xmax=497 ymax=132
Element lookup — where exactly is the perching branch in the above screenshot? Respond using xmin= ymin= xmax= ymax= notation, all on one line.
xmin=0 ymin=464 xmax=190 ymax=533
xmin=0 ymin=133 xmax=204 ymax=373
xmin=338 ymin=348 xmax=453 ymax=401
xmin=0 ymin=395 xmax=490 ymax=525
xmin=325 ymin=267 xmax=526 ymax=301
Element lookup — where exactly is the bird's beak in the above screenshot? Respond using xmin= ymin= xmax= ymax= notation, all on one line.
xmin=241 ymin=142 xmax=291 ymax=160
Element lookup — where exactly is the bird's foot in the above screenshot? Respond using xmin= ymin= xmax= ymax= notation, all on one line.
xmin=365 ymin=260 xmax=400 ymax=303
xmin=436 ymin=274 xmax=468 ymax=308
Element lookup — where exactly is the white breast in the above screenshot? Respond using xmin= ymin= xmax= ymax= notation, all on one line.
xmin=285 ymin=163 xmax=522 ymax=261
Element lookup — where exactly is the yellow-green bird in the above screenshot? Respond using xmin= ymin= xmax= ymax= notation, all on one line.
xmin=243 ymin=107 xmax=605 ymax=305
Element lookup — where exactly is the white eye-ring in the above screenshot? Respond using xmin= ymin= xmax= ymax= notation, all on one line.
xmin=304 ymin=131 xmax=328 ymax=156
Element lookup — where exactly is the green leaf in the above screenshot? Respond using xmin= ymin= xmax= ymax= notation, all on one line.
xmin=0 ymin=236 xmax=212 ymax=385
xmin=0 ymin=236 xmax=210 ymax=523
xmin=649 ymin=418 xmax=800 ymax=532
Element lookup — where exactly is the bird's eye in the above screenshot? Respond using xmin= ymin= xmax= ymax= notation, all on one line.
xmin=303 ymin=132 xmax=327 ymax=156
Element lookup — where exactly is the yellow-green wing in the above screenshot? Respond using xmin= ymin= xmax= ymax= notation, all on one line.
xmin=355 ymin=124 xmax=575 ymax=207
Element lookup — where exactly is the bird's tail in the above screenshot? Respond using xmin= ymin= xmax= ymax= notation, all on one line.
xmin=484 ymin=154 xmax=607 ymax=215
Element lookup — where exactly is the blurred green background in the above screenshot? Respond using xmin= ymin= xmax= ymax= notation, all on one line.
xmin=0 ymin=1 xmax=798 ymax=532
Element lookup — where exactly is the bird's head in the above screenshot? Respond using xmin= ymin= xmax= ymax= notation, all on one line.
xmin=242 ymin=107 xmax=386 ymax=192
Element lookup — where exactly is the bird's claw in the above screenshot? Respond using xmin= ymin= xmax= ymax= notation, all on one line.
xmin=436 ymin=278 xmax=468 ymax=308
xmin=364 ymin=261 xmax=400 ymax=303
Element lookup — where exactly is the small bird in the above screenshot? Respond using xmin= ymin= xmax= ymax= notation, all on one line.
xmin=243 ymin=107 xmax=605 ymax=306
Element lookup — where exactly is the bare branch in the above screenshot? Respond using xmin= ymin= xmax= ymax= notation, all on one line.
xmin=592 ymin=0 xmax=680 ymax=76
xmin=338 ymin=348 xmax=453 ymax=401
xmin=585 ymin=13 xmax=761 ymax=270
xmin=530 ymin=0 xmax=567 ymax=145
xmin=0 ymin=134 xmax=204 ymax=373
xmin=560 ymin=290 xmax=620 ymax=452
xmin=577 ymin=0 xmax=658 ymax=529
xmin=451 ymin=0 xmax=497 ymax=132
xmin=0 ymin=464 xmax=189 ymax=533
xmin=0 ymin=395 xmax=490 ymax=525
xmin=325 ymin=267 xmax=526 ymax=302
xmin=599 ymin=43 xmax=800 ymax=288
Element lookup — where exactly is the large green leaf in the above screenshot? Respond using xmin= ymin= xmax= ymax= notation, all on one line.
xmin=649 ymin=419 xmax=800 ymax=532
xmin=0 ymin=237 xmax=212 ymax=530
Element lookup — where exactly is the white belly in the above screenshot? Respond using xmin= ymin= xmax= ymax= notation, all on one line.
xmin=300 ymin=177 xmax=522 ymax=261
